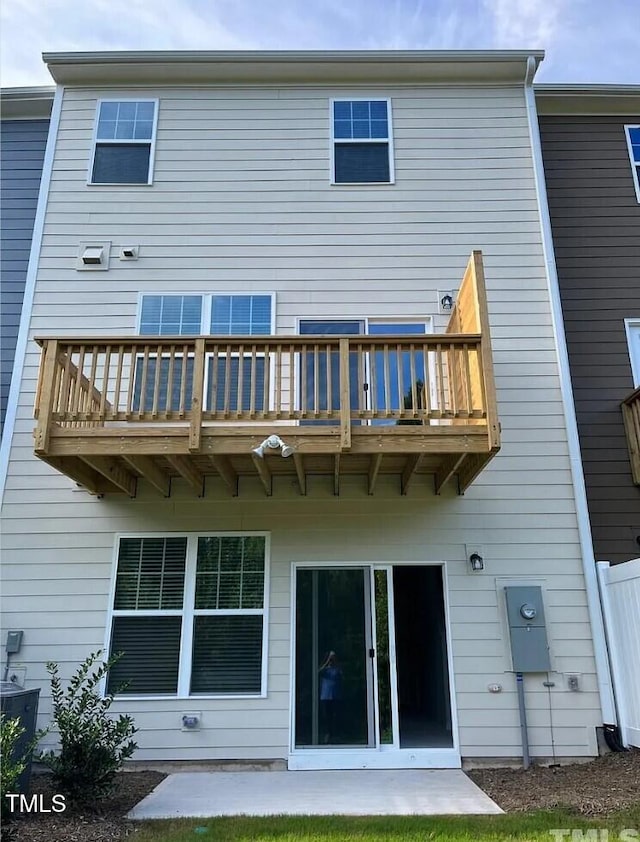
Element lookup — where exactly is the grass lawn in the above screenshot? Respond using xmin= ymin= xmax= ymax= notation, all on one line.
xmin=132 ymin=806 xmax=640 ymax=841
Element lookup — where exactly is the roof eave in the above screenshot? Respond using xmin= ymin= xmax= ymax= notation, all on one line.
xmin=1 ymin=86 xmax=55 ymax=119
xmin=42 ymin=49 xmax=544 ymax=87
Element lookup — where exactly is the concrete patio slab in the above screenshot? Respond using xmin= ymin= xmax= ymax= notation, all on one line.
xmin=128 ymin=769 xmax=503 ymax=818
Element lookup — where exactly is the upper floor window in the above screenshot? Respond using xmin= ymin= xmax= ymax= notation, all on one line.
xmin=331 ymin=99 xmax=394 ymax=185
xmin=625 ymin=126 xmax=640 ymax=202
xmin=90 ymin=100 xmax=158 ymax=185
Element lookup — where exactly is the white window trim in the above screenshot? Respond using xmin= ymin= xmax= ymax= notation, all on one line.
xmin=330 ymin=97 xmax=395 ymax=186
xmin=88 ymin=98 xmax=159 ymax=186
xmin=104 ymin=531 xmax=271 ymax=700
xmin=624 ymin=125 xmax=640 ymax=203
xmin=625 ymin=318 xmax=640 ymax=387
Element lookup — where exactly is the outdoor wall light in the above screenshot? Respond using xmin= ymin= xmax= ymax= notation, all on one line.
xmin=182 ymin=714 xmax=199 ymax=729
xmin=469 ymin=552 xmax=484 ymax=572
xmin=252 ymin=435 xmax=295 ymax=459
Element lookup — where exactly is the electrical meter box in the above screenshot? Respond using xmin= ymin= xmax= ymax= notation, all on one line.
xmin=504 ymin=586 xmax=551 ymax=672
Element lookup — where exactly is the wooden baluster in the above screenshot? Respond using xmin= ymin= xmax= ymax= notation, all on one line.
xmin=313 ymin=343 xmax=320 ymax=418
xmin=421 ymin=344 xmax=432 ymax=419
xmin=370 ymin=342 xmax=378 ymax=420
xmin=99 ymin=345 xmax=111 ymax=422
xmin=275 ymin=344 xmax=282 ymax=418
xmin=396 ymin=342 xmax=403 ymax=420
xmin=178 ymin=344 xmax=188 ymax=419
xmin=223 ymin=344 xmax=232 ymax=417
xmin=70 ymin=345 xmax=85 ymax=418
xmin=262 ymin=343 xmax=270 ymax=418
xmin=112 ymin=344 xmax=124 ymax=420
xmin=164 ymin=345 xmax=176 ymax=419
xmin=249 ymin=344 xmax=257 ymax=418
xmin=339 ymin=337 xmax=351 ymax=449
xmin=448 ymin=342 xmax=458 ymax=418
xmin=383 ymin=343 xmax=391 ymax=418
xmin=288 ymin=344 xmax=294 ymax=419
xmin=326 ymin=343 xmax=332 ymax=417
xmin=210 ymin=343 xmax=219 ymax=417
xmin=357 ymin=343 xmax=365 ymax=418
xmin=436 ymin=343 xmax=446 ymax=418
xmin=151 ymin=344 xmax=162 ymax=419
xmin=87 ymin=345 xmax=99 ymax=421
xmin=409 ymin=343 xmax=418 ymax=420
xmin=300 ymin=344 xmax=307 ymax=419
xmin=236 ymin=343 xmax=245 ymax=418
xmin=462 ymin=344 xmax=473 ymax=416
xmin=138 ymin=345 xmax=150 ymax=419
xmin=125 ymin=345 xmax=135 ymax=420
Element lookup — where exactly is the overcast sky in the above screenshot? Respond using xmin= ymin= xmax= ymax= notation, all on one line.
xmin=1 ymin=0 xmax=639 ymax=88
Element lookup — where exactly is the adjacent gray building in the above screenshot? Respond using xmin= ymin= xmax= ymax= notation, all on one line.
xmin=537 ymin=86 xmax=640 ymax=564
xmin=0 ymin=87 xmax=53 ymax=435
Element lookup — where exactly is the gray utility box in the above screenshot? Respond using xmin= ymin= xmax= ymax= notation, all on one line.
xmin=0 ymin=683 xmax=40 ymax=793
xmin=504 ymin=586 xmax=551 ymax=673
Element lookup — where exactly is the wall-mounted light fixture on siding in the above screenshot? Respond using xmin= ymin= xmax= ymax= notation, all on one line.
xmin=119 ymin=246 xmax=139 ymax=260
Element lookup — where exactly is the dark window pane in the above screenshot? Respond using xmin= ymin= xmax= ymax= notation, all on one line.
xmin=92 ymin=143 xmax=151 ymax=184
xmin=333 ymin=101 xmax=351 ymax=120
xmin=108 ymin=616 xmax=181 ymax=695
xmin=191 ymin=616 xmax=263 ymax=694
xmin=370 ymin=101 xmax=388 ymax=119
xmin=334 ymin=143 xmax=390 ymax=183
xmin=628 ymin=127 xmax=640 ymax=145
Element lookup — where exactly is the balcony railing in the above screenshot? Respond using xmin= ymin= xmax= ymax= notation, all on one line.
xmin=622 ymin=387 xmax=640 ymax=485
xmin=33 ymin=251 xmax=500 ymax=497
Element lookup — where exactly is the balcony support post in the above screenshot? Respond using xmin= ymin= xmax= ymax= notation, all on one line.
xmin=167 ymin=455 xmax=204 ymax=497
xmin=401 ymin=454 xmax=423 ymax=495
xmin=293 ymin=453 xmax=306 ymax=496
xmin=210 ymin=455 xmax=238 ymax=497
xmin=34 ymin=339 xmax=59 ymax=455
xmin=122 ymin=455 xmax=171 ymax=497
xmin=434 ymin=453 xmax=467 ymax=495
xmin=339 ymin=338 xmax=351 ymax=451
xmin=189 ymin=338 xmax=206 ymax=453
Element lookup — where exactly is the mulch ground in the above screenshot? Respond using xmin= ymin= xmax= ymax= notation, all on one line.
xmin=6 ymin=771 xmax=165 ymax=842
xmin=5 ymin=750 xmax=640 ymax=840
xmin=468 ymin=748 xmax=640 ymax=815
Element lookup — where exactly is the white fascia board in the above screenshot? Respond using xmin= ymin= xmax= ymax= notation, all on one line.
xmin=42 ymin=49 xmax=544 ymax=87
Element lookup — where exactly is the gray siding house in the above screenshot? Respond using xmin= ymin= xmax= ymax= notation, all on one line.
xmin=0 ymin=88 xmax=53 ymax=436
xmin=537 ymin=87 xmax=640 ymax=565
xmin=0 ymin=51 xmax=619 ymax=768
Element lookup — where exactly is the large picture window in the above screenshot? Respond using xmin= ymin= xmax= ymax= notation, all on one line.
xmin=107 ymin=533 xmax=269 ymax=697
xmin=90 ymin=100 xmax=158 ymax=185
xmin=134 ymin=294 xmax=273 ymax=413
xmin=331 ymin=99 xmax=393 ymax=184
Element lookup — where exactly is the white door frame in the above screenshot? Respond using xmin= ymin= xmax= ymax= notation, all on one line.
xmin=288 ymin=560 xmax=461 ymax=770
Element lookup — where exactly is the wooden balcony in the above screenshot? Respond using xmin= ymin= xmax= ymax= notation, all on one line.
xmin=33 ymin=252 xmax=500 ymax=498
xmin=622 ymin=387 xmax=640 ymax=485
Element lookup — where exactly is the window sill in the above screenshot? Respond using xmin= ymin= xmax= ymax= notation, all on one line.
xmin=330 ymin=181 xmax=395 ymax=187
xmin=87 ymin=181 xmax=154 ymax=187
xmin=110 ymin=693 xmax=268 ymax=701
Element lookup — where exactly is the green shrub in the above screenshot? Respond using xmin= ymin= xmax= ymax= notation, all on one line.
xmin=0 ymin=714 xmax=27 ymax=824
xmin=38 ymin=650 xmax=137 ymax=803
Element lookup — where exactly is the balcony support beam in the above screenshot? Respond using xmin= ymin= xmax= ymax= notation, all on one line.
xmin=41 ymin=455 xmax=107 ymax=496
xmin=458 ymin=453 xmax=491 ymax=494
xmin=251 ymin=453 xmax=272 ymax=496
xmin=368 ymin=454 xmax=383 ymax=495
xmin=293 ymin=453 xmax=306 ymax=496
xmin=167 ymin=455 xmax=204 ymax=497
xmin=122 ymin=455 xmax=170 ymax=497
xmin=34 ymin=339 xmax=59 ymax=455
xmin=210 ymin=455 xmax=238 ymax=497
xmin=401 ymin=454 xmax=423 ymax=495
xmin=434 ymin=453 xmax=467 ymax=495
xmin=81 ymin=456 xmax=137 ymax=497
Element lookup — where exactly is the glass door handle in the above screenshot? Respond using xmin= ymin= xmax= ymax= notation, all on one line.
xmin=369 ymin=648 xmax=375 ymax=658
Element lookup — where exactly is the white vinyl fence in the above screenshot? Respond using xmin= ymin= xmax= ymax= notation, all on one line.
xmin=597 ymin=559 xmax=640 ymax=748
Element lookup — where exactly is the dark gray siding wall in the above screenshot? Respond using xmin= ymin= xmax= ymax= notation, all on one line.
xmin=0 ymin=118 xmax=49 ymax=434
xmin=539 ymin=114 xmax=640 ymax=564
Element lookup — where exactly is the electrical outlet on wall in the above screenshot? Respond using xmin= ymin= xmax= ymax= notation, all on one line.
xmin=567 ymin=674 xmax=580 ymax=691
xmin=8 ymin=666 xmax=26 ymax=686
